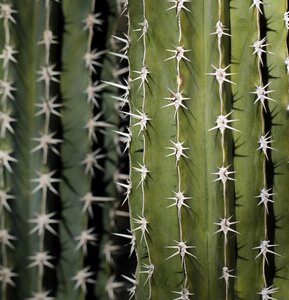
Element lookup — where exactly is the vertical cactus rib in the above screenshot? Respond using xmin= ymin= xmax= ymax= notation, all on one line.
xmin=163 ymin=1 xmax=195 ymax=297
xmin=76 ymin=1 xmax=97 ymax=296
xmin=2 ymin=1 xmax=57 ymax=298
xmin=182 ymin=0 xmax=235 ymax=298
xmin=0 ymin=2 xmax=17 ymax=299
xmin=28 ymin=0 xmax=61 ymax=298
xmin=130 ymin=0 xmax=155 ymax=298
xmin=207 ymin=1 xmax=238 ymax=299
xmin=248 ymin=1 xmax=281 ymax=297
xmin=128 ymin=0 xmax=181 ymax=298
xmin=230 ymin=0 xmax=264 ymax=298
xmin=252 ymin=0 xmax=268 ymax=292
xmin=57 ymin=0 xmax=92 ymax=298
xmin=265 ymin=0 xmax=288 ymax=297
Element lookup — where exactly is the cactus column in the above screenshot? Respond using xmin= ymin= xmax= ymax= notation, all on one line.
xmin=0 ymin=3 xmax=17 ymax=298
xmin=127 ymin=0 xmax=289 ymax=299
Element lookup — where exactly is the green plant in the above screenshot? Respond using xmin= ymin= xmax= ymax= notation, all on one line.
xmin=0 ymin=0 xmax=135 ymax=299
xmin=1 ymin=0 xmax=289 ymax=299
xmin=127 ymin=0 xmax=289 ymax=299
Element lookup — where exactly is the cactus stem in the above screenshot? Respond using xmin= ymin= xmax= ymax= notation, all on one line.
xmin=208 ymin=2 xmax=237 ymax=296
xmin=250 ymin=1 xmax=278 ymax=293
xmin=0 ymin=3 xmax=17 ymax=297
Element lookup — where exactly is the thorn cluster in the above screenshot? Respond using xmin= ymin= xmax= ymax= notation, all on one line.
xmin=258 ymin=285 xmax=278 ymax=300
xmin=211 ymin=21 xmax=231 ymax=38
xmin=252 ymin=82 xmax=275 ymax=111
xmin=165 ymin=46 xmax=190 ymax=62
xmin=163 ymin=89 xmax=189 ymax=114
xmin=166 ymin=240 xmax=196 ymax=266
xmin=257 ymin=132 xmax=275 ymax=160
xmin=213 ymin=165 xmax=235 ymax=184
xmin=256 ymin=188 xmax=274 ymax=214
xmin=251 ymin=37 xmax=272 ymax=65
xmin=207 ymin=65 xmax=235 ymax=85
xmin=72 ymin=267 xmax=95 ymax=293
xmin=250 ymin=0 xmax=264 ymax=14
xmin=209 ymin=112 xmax=239 ymax=134
xmin=167 ymin=0 xmax=191 ymax=16
xmin=254 ymin=240 xmax=280 ymax=263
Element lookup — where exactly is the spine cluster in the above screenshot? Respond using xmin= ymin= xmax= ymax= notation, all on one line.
xmin=0 ymin=2 xmax=17 ymax=299
xmin=250 ymin=1 xmax=278 ymax=298
xmin=208 ymin=1 xmax=237 ymax=298
xmin=163 ymin=1 xmax=194 ymax=298
xmin=29 ymin=0 xmax=61 ymax=298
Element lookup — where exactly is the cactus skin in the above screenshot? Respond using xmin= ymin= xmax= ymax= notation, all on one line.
xmin=127 ymin=0 xmax=289 ymax=299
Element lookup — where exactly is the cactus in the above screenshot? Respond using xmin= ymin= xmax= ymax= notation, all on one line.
xmin=0 ymin=0 xmax=135 ymax=299
xmin=127 ymin=0 xmax=289 ymax=299
xmin=1 ymin=0 xmax=289 ymax=299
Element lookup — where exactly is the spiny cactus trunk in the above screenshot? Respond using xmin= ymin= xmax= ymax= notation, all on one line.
xmin=0 ymin=0 xmax=130 ymax=299
xmin=127 ymin=0 xmax=289 ymax=299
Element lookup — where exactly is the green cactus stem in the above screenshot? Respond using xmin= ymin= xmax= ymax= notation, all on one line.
xmin=127 ymin=0 xmax=289 ymax=299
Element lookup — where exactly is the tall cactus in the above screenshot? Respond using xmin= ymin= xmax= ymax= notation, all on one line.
xmin=0 ymin=0 xmax=132 ymax=299
xmin=1 ymin=0 xmax=289 ymax=299
xmin=127 ymin=0 xmax=289 ymax=299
